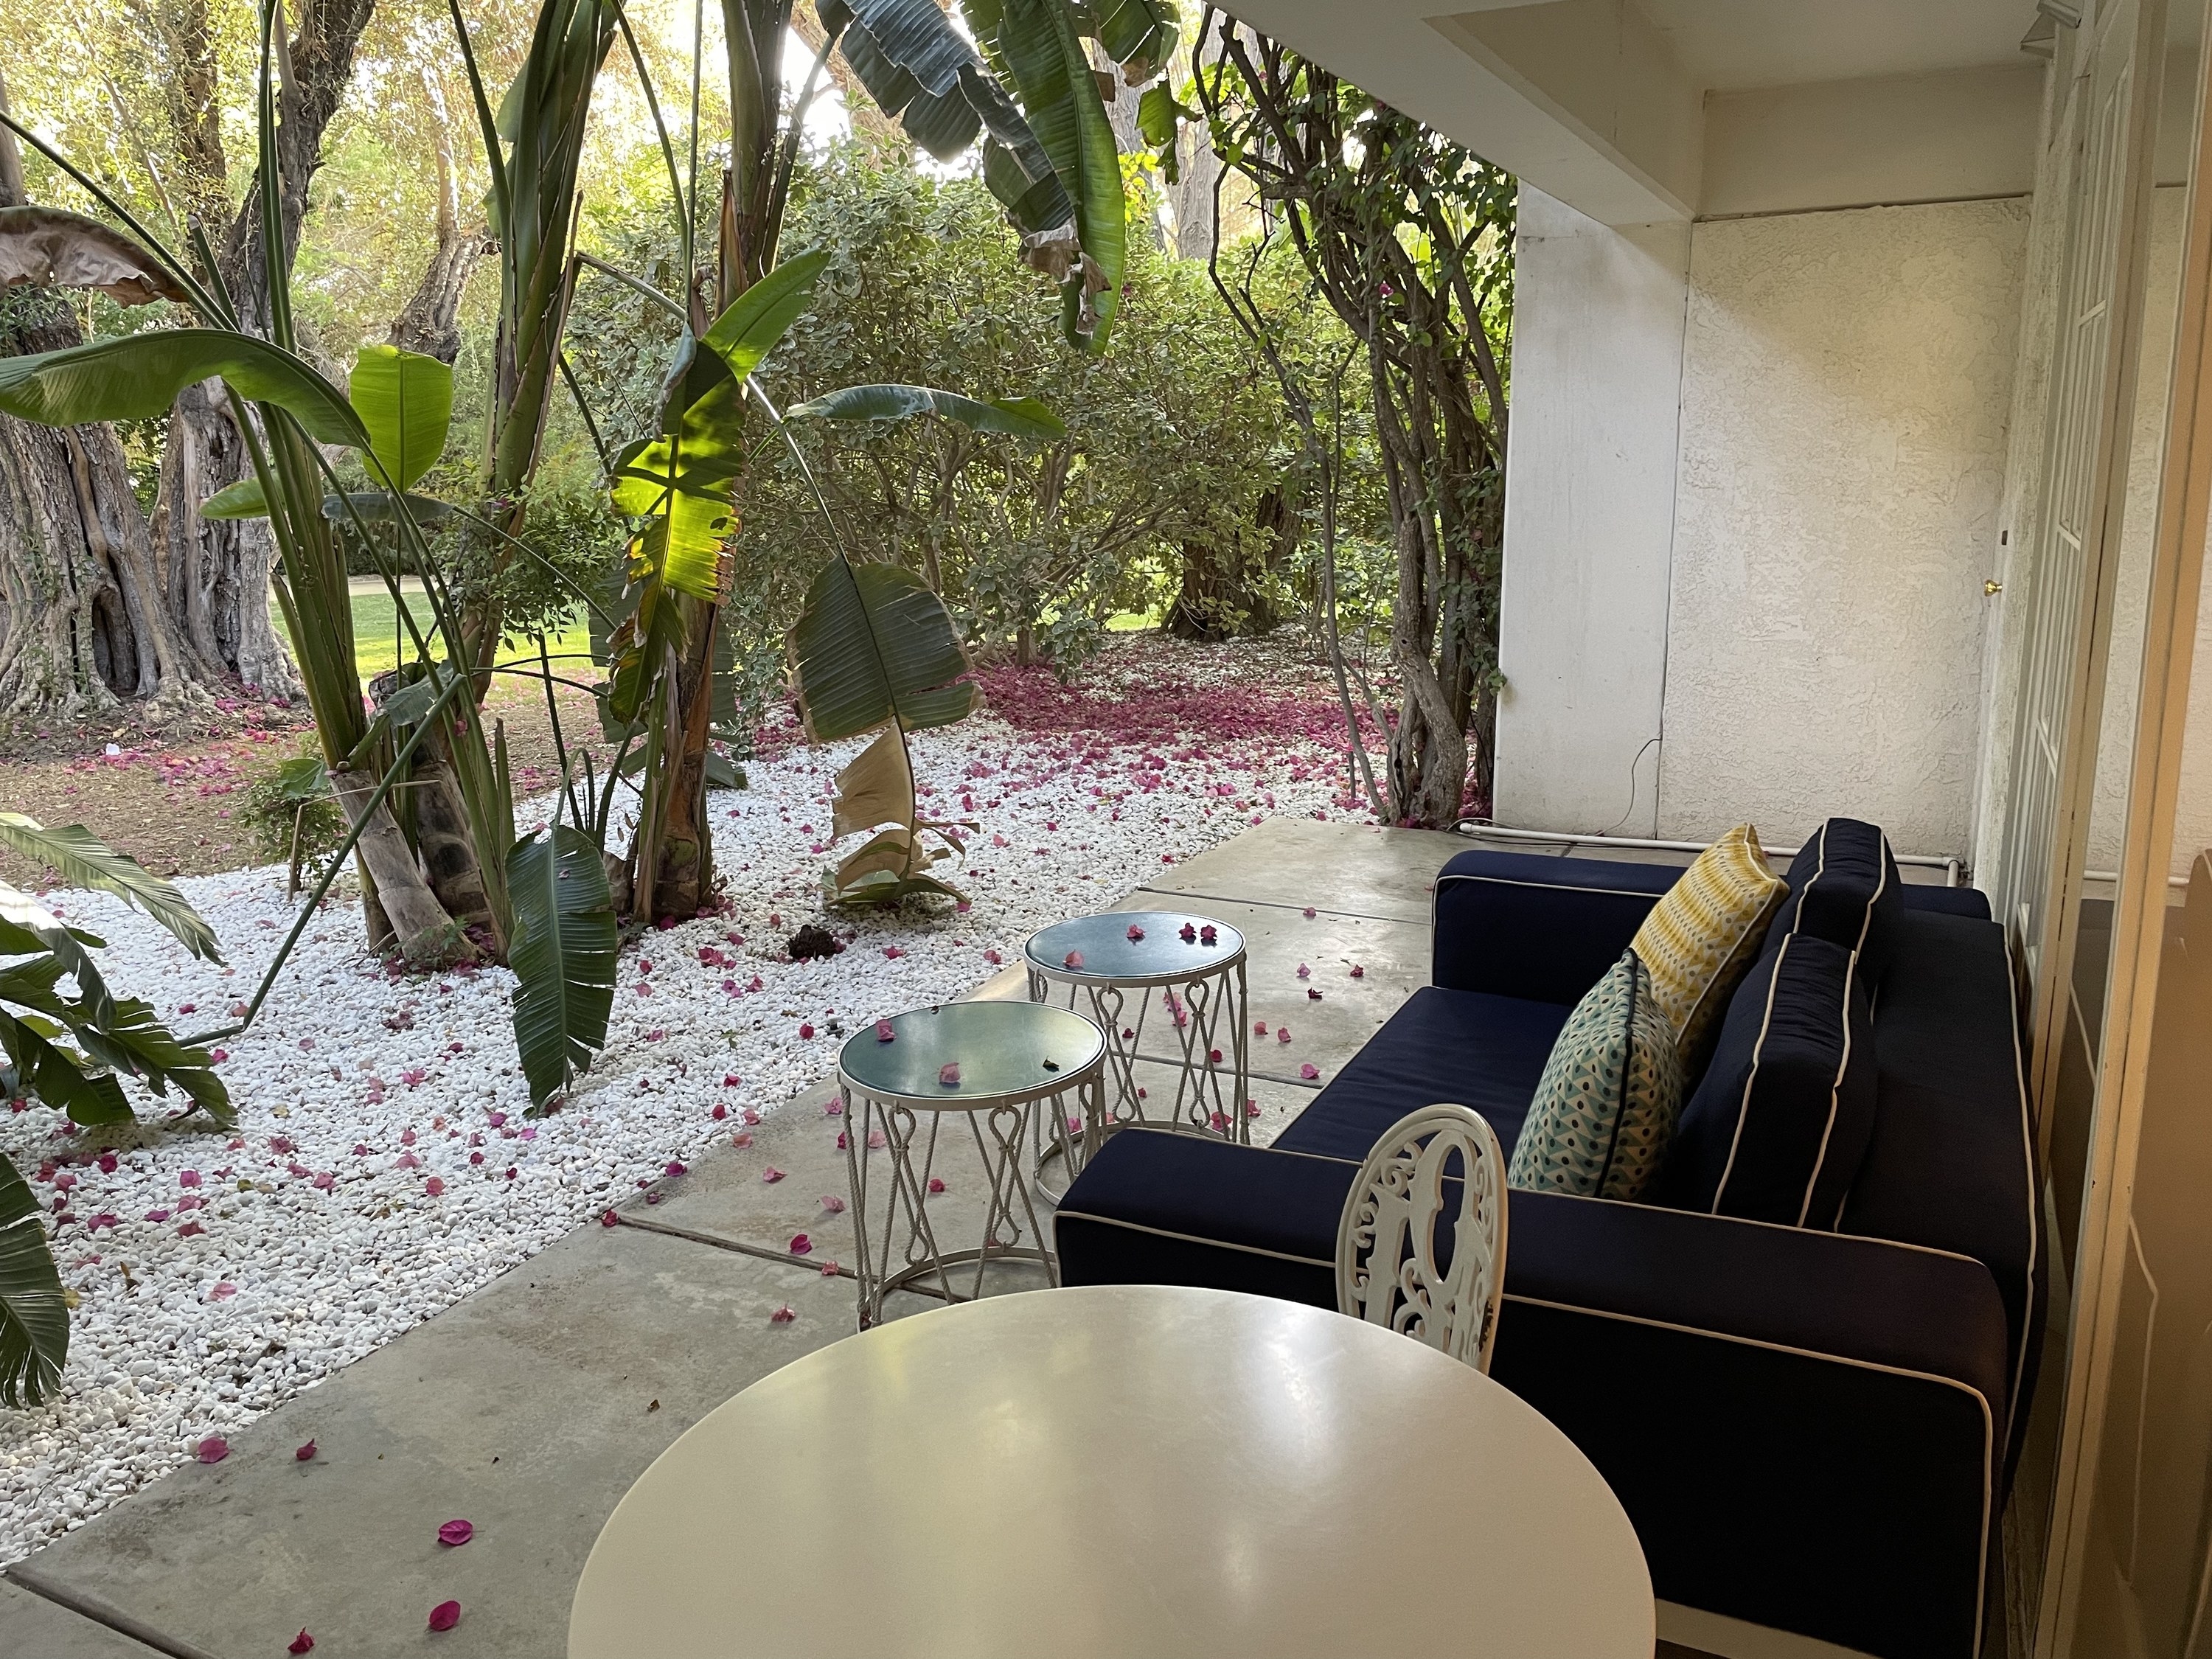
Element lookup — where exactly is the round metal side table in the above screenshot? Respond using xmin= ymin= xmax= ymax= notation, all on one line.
xmin=1024 ymin=911 xmax=1250 ymax=1196
xmin=837 ymin=1001 xmax=1105 ymax=1329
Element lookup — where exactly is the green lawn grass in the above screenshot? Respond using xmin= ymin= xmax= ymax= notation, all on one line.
xmin=275 ymin=585 xmax=594 ymax=685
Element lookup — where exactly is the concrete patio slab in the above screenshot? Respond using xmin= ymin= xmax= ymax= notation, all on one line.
xmin=7 ymin=1225 xmax=878 ymax=1659
xmin=0 ymin=1578 xmax=171 ymax=1658
xmin=1145 ymin=817 xmax=1467 ymax=922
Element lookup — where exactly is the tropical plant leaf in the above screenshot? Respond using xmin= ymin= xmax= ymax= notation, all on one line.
xmin=0 ymin=1149 xmax=67 ymax=1409
xmin=0 ymin=330 xmax=366 ymax=448
xmin=1093 ymin=0 xmax=1178 ymax=80
xmin=832 ymin=728 xmax=916 ymax=839
xmin=60 ymin=998 xmax=230 ymax=1123
xmin=321 ymin=491 xmax=453 ymax=524
xmin=0 ymin=816 xmax=221 ymax=962
xmin=700 ymin=250 xmax=832 ymax=383
xmin=992 ymin=0 xmax=1126 ymax=347
xmin=0 ymin=1010 xmax=131 ymax=1127
xmin=788 ymin=383 xmax=1065 ymax=439
xmin=0 ymin=206 xmax=189 ymax=307
xmin=348 ymin=344 xmax=454 ymax=493
xmin=200 ymin=477 xmax=271 ymax=521
xmin=788 ymin=560 xmax=976 ymax=743
xmin=507 ymin=824 xmax=617 ymax=1109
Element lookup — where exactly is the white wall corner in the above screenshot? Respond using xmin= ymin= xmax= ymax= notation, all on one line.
xmin=1495 ymin=184 xmax=1690 ymax=836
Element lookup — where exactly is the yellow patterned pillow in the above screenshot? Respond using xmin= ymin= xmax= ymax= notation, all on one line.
xmin=1630 ymin=825 xmax=1789 ymax=1070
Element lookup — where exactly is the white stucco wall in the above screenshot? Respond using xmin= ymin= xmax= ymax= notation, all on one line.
xmin=1653 ymin=199 xmax=2030 ymax=855
xmin=1494 ymin=187 xmax=1688 ymax=835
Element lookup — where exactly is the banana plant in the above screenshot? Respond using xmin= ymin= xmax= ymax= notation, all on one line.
xmin=0 ymin=815 xmax=231 ymax=1407
xmin=782 ymin=385 xmax=1065 ymax=906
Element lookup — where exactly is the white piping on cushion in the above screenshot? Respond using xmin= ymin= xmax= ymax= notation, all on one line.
xmin=1504 ymin=1292 xmax=1993 ymax=1659
xmin=1523 ymin=1187 xmax=1993 ymax=1272
xmin=1797 ymin=942 xmax=1860 ymax=1230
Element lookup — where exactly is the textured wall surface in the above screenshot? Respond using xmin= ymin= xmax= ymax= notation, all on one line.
xmin=1495 ymin=187 xmax=1688 ymax=836
xmin=1656 ymin=199 xmax=2030 ymax=855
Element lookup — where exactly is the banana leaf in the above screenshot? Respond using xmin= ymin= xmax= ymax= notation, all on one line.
xmin=507 ymin=824 xmax=618 ymax=1109
xmin=0 ymin=1149 xmax=66 ymax=1408
xmin=788 ymin=383 xmax=1066 ymax=439
xmin=349 ymin=344 xmax=455 ymax=493
xmin=0 ymin=816 xmax=222 ymax=962
xmin=788 ymin=561 xmax=976 ymax=743
xmin=992 ymin=0 xmax=1126 ymax=347
xmin=0 ymin=205 xmax=189 ymax=307
xmin=0 ymin=1011 xmax=131 ymax=1126
xmin=0 ymin=330 xmax=366 ymax=448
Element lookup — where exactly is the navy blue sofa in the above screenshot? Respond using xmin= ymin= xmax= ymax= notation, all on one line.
xmin=1054 ymin=846 xmax=2039 ymax=1659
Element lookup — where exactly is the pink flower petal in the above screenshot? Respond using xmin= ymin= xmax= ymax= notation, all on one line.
xmin=982 ymin=949 xmax=1002 ymax=965
xmin=487 ymin=1111 xmax=507 ymax=1128
xmin=874 ymin=1020 xmax=895 ymax=1042
xmin=437 ymin=1519 xmax=473 ymax=1547
xmin=664 ymin=1161 xmax=686 ymax=1178
xmin=867 ymin=1130 xmax=886 ymax=1150
xmin=195 ymin=1435 xmax=229 ymax=1464
xmin=938 ymin=1062 xmax=961 ymax=1087
xmin=883 ymin=945 xmax=904 ymax=959
xmin=144 ymin=1208 xmax=171 ymax=1222
xmin=742 ymin=1107 xmax=762 ymax=1125
xmin=1300 ymin=1062 xmax=1320 ymax=1080
xmin=789 ymin=1233 xmax=812 ymax=1255
xmin=737 ymin=1132 xmax=757 ymax=1148
xmin=1276 ymin=1027 xmax=1293 ymax=1044
xmin=771 ymin=1305 xmax=796 ymax=1324
xmin=1253 ymin=1021 xmax=1269 ymax=1035
xmin=1179 ymin=923 xmax=1196 ymax=942
xmin=424 ymin=1178 xmax=445 ymax=1197
xmin=1303 ymin=907 xmax=1317 ymax=919
xmin=1126 ymin=925 xmax=1145 ymax=941
xmin=1307 ymin=987 xmax=1323 ymax=1001
xmin=1349 ymin=965 xmax=1365 ymax=978
xmin=824 ymin=1100 xmax=843 ymax=1116
xmin=711 ymin=1103 xmax=727 ymax=1120
xmin=178 ymin=1169 xmax=201 ymax=1188
xmin=1296 ymin=964 xmax=1311 ymax=979
xmin=821 ymin=1194 xmax=846 ymax=1214
xmin=799 ymin=1023 xmax=815 ymax=1039
xmin=1246 ymin=1099 xmax=1262 ymax=1118
xmin=289 ymin=1630 xmax=315 ymax=1655
xmin=762 ymin=1166 xmax=786 ymax=1183
xmin=1063 ymin=950 xmax=1084 ymax=969
xmin=428 ymin=1600 xmax=461 ymax=1632
xmin=296 ymin=1439 xmax=316 ymax=1461
xmin=601 ymin=1211 xmax=619 ymax=1228
xmin=210 ymin=1281 xmax=237 ymax=1301
xmin=928 ymin=1177 xmax=947 ymax=1194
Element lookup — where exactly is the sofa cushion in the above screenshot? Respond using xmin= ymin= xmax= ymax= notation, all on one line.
xmin=1776 ymin=817 xmax=1904 ymax=975
xmin=1270 ymin=985 xmax=1571 ymax=1164
xmin=1668 ymin=932 xmax=1877 ymax=1228
xmin=1508 ymin=951 xmax=1684 ymax=1200
xmin=1432 ymin=850 xmax=1677 ymax=1005
xmin=1630 ymin=824 xmax=1789 ymax=1070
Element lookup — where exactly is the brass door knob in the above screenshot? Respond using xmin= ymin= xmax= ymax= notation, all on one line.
xmin=1985 ymin=580 xmax=2004 ymax=596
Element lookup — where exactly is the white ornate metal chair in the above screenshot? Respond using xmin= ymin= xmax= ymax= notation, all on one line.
xmin=1335 ymin=1104 xmax=1509 ymax=1371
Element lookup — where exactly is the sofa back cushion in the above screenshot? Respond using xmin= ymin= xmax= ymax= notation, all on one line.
xmin=1507 ymin=950 xmax=1685 ymax=1201
xmin=1629 ymin=824 xmax=1788 ymax=1075
xmin=1775 ymin=818 xmax=1903 ymax=978
xmin=1666 ymin=932 xmax=1876 ymax=1228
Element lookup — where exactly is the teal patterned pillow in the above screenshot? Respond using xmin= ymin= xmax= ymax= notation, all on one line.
xmin=1506 ymin=950 xmax=1684 ymax=1201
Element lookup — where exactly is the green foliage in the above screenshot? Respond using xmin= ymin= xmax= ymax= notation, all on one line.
xmin=0 ymin=820 xmax=234 ymax=1405
xmin=237 ymin=748 xmax=349 ymax=886
xmin=506 ymin=824 xmax=617 ymax=1108
xmin=728 ymin=155 xmax=1293 ymax=669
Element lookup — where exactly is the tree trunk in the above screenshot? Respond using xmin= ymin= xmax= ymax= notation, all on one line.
xmin=143 ymin=0 xmax=379 ymax=705
xmin=1166 ymin=485 xmax=1288 ymax=641
xmin=387 ymin=116 xmax=487 ymax=366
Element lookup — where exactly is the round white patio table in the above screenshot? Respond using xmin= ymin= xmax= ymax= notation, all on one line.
xmin=568 ymin=1284 xmax=1652 ymax=1659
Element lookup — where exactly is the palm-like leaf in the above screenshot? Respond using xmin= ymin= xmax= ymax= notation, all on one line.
xmin=789 ymin=561 xmax=976 ymax=743
xmin=990 ymin=0 xmax=1126 ymax=347
xmin=348 ymin=344 xmax=454 ymax=493
xmin=0 ymin=1011 xmax=131 ymax=1126
xmin=507 ymin=825 xmax=617 ymax=1109
xmin=0 ymin=817 xmax=221 ymax=962
xmin=0 ymin=206 xmax=189 ymax=307
xmin=0 ymin=330 xmax=366 ymax=448
xmin=0 ymin=1150 xmax=66 ymax=1408
xmin=789 ymin=383 xmax=1065 ymax=439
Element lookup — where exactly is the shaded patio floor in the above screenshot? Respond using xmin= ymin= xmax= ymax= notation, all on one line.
xmin=0 ymin=818 xmax=1475 ymax=1657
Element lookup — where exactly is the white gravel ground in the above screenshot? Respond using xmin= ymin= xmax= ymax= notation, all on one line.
xmin=0 ymin=662 xmax=1369 ymax=1562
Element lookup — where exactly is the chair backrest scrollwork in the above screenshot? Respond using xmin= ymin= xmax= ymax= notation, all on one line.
xmin=1335 ymin=1105 xmax=1509 ymax=1372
